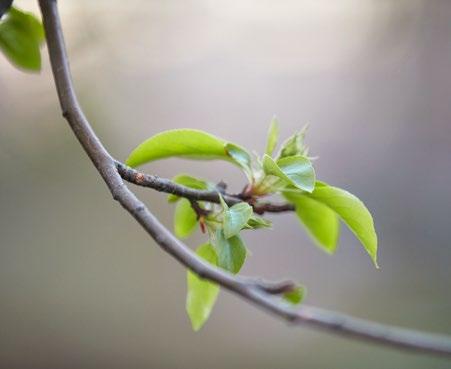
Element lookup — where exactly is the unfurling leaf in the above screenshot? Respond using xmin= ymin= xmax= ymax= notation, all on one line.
xmin=245 ymin=214 xmax=272 ymax=230
xmin=224 ymin=143 xmax=252 ymax=174
xmin=309 ymin=182 xmax=378 ymax=267
xmin=277 ymin=125 xmax=309 ymax=159
xmin=174 ymin=198 xmax=198 ymax=239
xmin=126 ymin=129 xmax=251 ymax=172
xmin=217 ymin=192 xmax=229 ymax=210
xmin=283 ymin=285 xmax=306 ymax=305
xmin=265 ymin=117 xmax=280 ymax=156
xmin=0 ymin=7 xmax=45 ymax=71
xmin=223 ymin=202 xmax=253 ymax=239
xmin=167 ymin=174 xmax=211 ymax=202
xmin=284 ymin=192 xmax=339 ymax=253
xmin=262 ymin=154 xmax=315 ymax=193
xmin=214 ymin=229 xmax=246 ymax=274
xmin=186 ymin=243 xmax=220 ymax=331
xmin=286 ymin=182 xmax=378 ymax=267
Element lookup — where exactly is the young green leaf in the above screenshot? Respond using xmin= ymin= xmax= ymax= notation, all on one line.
xmin=283 ymin=285 xmax=306 ymax=305
xmin=214 ymin=229 xmax=247 ymax=274
xmin=245 ymin=214 xmax=272 ymax=230
xmin=265 ymin=117 xmax=280 ymax=156
xmin=167 ymin=174 xmax=211 ymax=202
xmin=0 ymin=7 xmax=45 ymax=71
xmin=308 ymin=183 xmax=378 ymax=267
xmin=217 ymin=192 xmax=229 ymax=211
xmin=262 ymin=154 xmax=315 ymax=193
xmin=278 ymin=125 xmax=309 ymax=159
xmin=186 ymin=243 xmax=220 ymax=331
xmin=253 ymin=174 xmax=285 ymax=195
xmin=284 ymin=192 xmax=339 ymax=254
xmin=286 ymin=182 xmax=378 ymax=267
xmin=223 ymin=202 xmax=253 ymax=239
xmin=174 ymin=198 xmax=198 ymax=239
xmin=224 ymin=143 xmax=252 ymax=174
xmin=126 ymin=129 xmax=251 ymax=172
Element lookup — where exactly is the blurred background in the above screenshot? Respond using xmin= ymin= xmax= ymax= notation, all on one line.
xmin=1 ymin=0 xmax=450 ymax=368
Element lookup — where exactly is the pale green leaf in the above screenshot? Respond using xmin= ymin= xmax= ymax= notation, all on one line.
xmin=223 ymin=202 xmax=253 ymax=238
xmin=167 ymin=174 xmax=211 ymax=202
xmin=186 ymin=243 xmax=220 ymax=331
xmin=244 ymin=214 xmax=272 ymax=230
xmin=214 ymin=229 xmax=246 ymax=274
xmin=287 ymin=182 xmax=378 ymax=266
xmin=253 ymin=174 xmax=285 ymax=195
xmin=0 ymin=7 xmax=44 ymax=71
xmin=217 ymin=192 xmax=229 ymax=211
xmin=174 ymin=198 xmax=198 ymax=239
xmin=283 ymin=286 xmax=306 ymax=305
xmin=278 ymin=125 xmax=309 ymax=159
xmin=126 ymin=129 xmax=251 ymax=171
xmin=126 ymin=129 xmax=226 ymax=167
xmin=308 ymin=183 xmax=378 ymax=267
xmin=262 ymin=154 xmax=315 ymax=193
xmin=224 ymin=143 xmax=252 ymax=173
xmin=265 ymin=117 xmax=279 ymax=156
xmin=284 ymin=191 xmax=339 ymax=253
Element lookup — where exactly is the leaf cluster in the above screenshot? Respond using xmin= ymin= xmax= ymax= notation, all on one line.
xmin=126 ymin=118 xmax=378 ymax=330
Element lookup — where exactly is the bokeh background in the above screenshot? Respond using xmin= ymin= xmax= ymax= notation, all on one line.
xmin=1 ymin=0 xmax=450 ymax=368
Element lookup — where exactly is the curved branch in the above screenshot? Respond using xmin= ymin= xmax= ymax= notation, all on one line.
xmin=38 ymin=0 xmax=451 ymax=358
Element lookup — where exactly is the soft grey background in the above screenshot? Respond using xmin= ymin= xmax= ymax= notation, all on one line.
xmin=1 ymin=0 xmax=450 ymax=368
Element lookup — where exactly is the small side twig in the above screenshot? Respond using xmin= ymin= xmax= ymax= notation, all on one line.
xmin=116 ymin=161 xmax=295 ymax=215
xmin=189 ymin=199 xmax=210 ymax=218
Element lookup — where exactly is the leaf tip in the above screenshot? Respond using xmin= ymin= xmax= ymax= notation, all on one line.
xmin=190 ymin=320 xmax=204 ymax=332
xmin=372 ymin=256 xmax=380 ymax=269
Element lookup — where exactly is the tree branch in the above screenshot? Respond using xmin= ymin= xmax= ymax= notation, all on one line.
xmin=38 ymin=0 xmax=451 ymax=357
xmin=115 ymin=161 xmax=295 ymax=214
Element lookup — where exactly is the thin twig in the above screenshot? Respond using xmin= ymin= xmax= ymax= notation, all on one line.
xmin=116 ymin=161 xmax=242 ymax=206
xmin=38 ymin=0 xmax=451 ymax=357
xmin=253 ymin=202 xmax=295 ymax=214
xmin=115 ymin=161 xmax=295 ymax=214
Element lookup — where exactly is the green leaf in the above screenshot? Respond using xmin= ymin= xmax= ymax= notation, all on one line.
xmin=0 ymin=7 xmax=44 ymax=71
xmin=126 ymin=129 xmax=251 ymax=171
xmin=186 ymin=243 xmax=220 ymax=331
xmin=245 ymin=214 xmax=272 ymax=230
xmin=217 ymin=192 xmax=229 ymax=211
xmin=283 ymin=286 xmax=306 ymax=305
xmin=262 ymin=154 xmax=315 ymax=193
xmin=309 ymin=183 xmax=378 ymax=267
xmin=214 ymin=229 xmax=247 ymax=274
xmin=284 ymin=191 xmax=339 ymax=253
xmin=223 ymin=202 xmax=253 ymax=238
xmin=224 ymin=143 xmax=252 ymax=174
xmin=167 ymin=174 xmax=211 ymax=202
xmin=278 ymin=126 xmax=309 ymax=159
xmin=174 ymin=198 xmax=198 ymax=239
xmin=286 ymin=182 xmax=378 ymax=267
xmin=265 ymin=117 xmax=280 ymax=156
